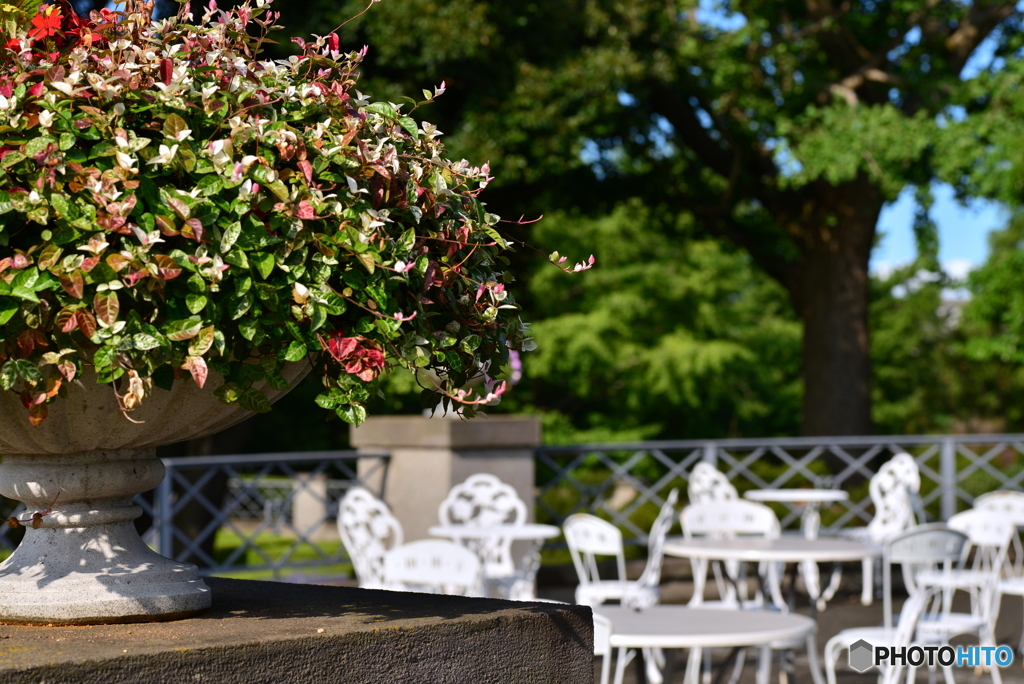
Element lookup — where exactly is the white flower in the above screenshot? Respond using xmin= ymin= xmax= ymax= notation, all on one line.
xmin=38 ymin=111 xmax=53 ymax=128
xmin=172 ymin=128 xmax=192 ymax=142
xmin=147 ymin=144 xmax=179 ymax=165
xmin=0 ymin=95 xmax=10 ymax=110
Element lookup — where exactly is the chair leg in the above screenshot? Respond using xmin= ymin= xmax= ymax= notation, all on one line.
xmin=803 ymin=634 xmax=825 ymax=684
xmin=599 ymin=648 xmax=611 ymax=684
xmin=1019 ymin=597 xmax=1024 ymax=655
xmin=644 ymin=647 xmax=665 ymax=684
xmin=614 ymin=647 xmax=633 ymax=684
xmin=801 ymin=560 xmax=821 ymax=608
xmin=823 ymin=636 xmax=843 ymax=684
xmin=819 ymin=564 xmax=844 ymax=606
xmin=989 ymin=648 xmax=1003 ymax=684
xmin=861 ymin=557 xmax=874 ymax=606
xmin=684 ymin=647 xmax=702 ymax=684
xmin=756 ymin=645 xmax=772 ymax=684
xmin=727 ymin=648 xmax=748 ymax=684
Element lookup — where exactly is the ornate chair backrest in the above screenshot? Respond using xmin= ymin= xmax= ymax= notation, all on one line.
xmin=337 ymin=486 xmax=403 ymax=589
xmin=973 ymin=490 xmax=1024 ymax=576
xmin=680 ymin=500 xmax=780 ymax=607
xmin=635 ymin=489 xmax=680 ymax=593
xmin=865 ymin=453 xmax=920 ymax=543
xmin=681 ymin=499 xmax=781 ymax=539
xmin=946 ymin=508 xmax=1015 ymax=624
xmin=381 ymin=539 xmax=484 ymax=597
xmin=687 ymin=463 xmax=738 ymax=505
xmin=563 ymin=514 xmax=627 ymax=589
xmin=438 ymin=474 xmax=528 ymax=577
xmin=881 ymin=524 xmax=969 ymax=631
xmin=947 ymin=508 xmax=1014 ymax=578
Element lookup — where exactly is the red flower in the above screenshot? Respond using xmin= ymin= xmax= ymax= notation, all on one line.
xmin=28 ymin=7 xmax=62 ymax=40
xmin=324 ymin=333 xmax=385 ymax=382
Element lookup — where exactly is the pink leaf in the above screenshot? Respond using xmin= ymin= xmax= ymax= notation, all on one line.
xmin=183 ymin=356 xmax=208 ymax=389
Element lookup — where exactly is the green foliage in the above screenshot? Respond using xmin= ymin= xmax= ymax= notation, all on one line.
xmin=279 ymin=0 xmax=1024 ymax=438
xmin=870 ymin=263 xmax=961 ymax=434
xmin=962 ymin=215 xmax=1024 ymax=364
xmin=0 ymin=0 xmax=529 ymax=427
xmin=499 ymin=201 xmax=803 ymax=442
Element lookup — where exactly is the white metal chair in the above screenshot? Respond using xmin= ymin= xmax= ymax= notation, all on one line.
xmin=680 ymin=500 xmax=786 ymax=684
xmin=380 ymin=538 xmax=484 ymax=597
xmin=438 ymin=473 xmax=533 ymax=598
xmin=565 ymin=490 xmax=680 ymax=684
xmin=913 ymin=509 xmax=1014 ymax=684
xmin=337 ymin=486 xmax=403 ymax=589
xmin=565 ymin=489 xmax=679 ymax=610
xmin=973 ymin=490 xmax=1024 ymax=653
xmin=681 ymin=499 xmax=785 ymax=610
xmin=688 ymin=462 xmax=739 ymax=504
xmin=823 ymin=524 xmax=969 ymax=684
xmin=839 ymin=452 xmax=921 ymax=606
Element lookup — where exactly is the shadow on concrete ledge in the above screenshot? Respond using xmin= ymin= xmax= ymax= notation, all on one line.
xmin=0 ymin=577 xmax=594 ymax=684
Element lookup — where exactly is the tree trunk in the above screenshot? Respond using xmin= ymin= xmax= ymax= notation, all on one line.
xmin=785 ymin=178 xmax=881 ymax=438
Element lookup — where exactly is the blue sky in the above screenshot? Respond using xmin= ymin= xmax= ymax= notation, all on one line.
xmin=692 ymin=0 xmax=1014 ymax=282
xmin=872 ymin=186 xmax=1007 ymax=280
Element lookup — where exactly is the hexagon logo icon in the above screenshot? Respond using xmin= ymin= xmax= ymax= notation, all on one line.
xmin=849 ymin=639 xmax=874 ymax=672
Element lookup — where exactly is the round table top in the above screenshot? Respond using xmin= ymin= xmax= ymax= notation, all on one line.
xmin=663 ymin=535 xmax=880 ymax=563
xmin=596 ymin=606 xmax=817 ymax=649
xmin=744 ymin=489 xmax=850 ymax=504
xmin=428 ymin=523 xmax=561 ymax=541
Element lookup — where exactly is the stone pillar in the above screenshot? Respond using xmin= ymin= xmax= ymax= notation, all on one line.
xmin=350 ymin=416 xmax=542 ymax=542
xmin=292 ymin=472 xmax=337 ymax=542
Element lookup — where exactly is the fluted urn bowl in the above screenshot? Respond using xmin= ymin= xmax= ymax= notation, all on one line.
xmin=0 ymin=363 xmax=309 ymax=624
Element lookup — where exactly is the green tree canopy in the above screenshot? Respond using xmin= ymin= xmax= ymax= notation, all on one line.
xmin=500 ymin=200 xmax=802 ymax=442
xmin=276 ymin=0 xmax=1024 ymax=438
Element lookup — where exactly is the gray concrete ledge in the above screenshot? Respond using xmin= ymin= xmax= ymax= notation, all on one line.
xmin=0 ymin=577 xmax=593 ymax=684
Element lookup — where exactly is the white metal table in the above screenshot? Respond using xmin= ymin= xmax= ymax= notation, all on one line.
xmin=663 ymin=536 xmax=881 ymax=565
xmin=664 ymin=536 xmax=880 ymax=618
xmin=428 ymin=523 xmax=560 ymax=598
xmin=743 ymin=490 xmax=852 ymax=610
xmin=596 ymin=605 xmax=821 ymax=684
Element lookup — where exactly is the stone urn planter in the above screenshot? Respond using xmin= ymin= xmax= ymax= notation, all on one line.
xmin=0 ymin=0 xmax=542 ymax=625
xmin=0 ymin=363 xmax=307 ymax=624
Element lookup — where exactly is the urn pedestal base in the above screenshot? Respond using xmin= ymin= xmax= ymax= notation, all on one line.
xmin=0 ymin=449 xmax=211 ymax=624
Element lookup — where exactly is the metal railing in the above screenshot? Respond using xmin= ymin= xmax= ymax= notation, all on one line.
xmin=1 ymin=433 xmax=1023 ymax=573
xmin=536 ymin=434 xmax=1024 ymax=547
xmin=0 ymin=449 xmax=389 ymax=580
xmin=146 ymin=450 xmax=388 ymax=578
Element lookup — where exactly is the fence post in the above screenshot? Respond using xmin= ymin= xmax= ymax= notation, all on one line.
xmin=702 ymin=444 xmax=717 ymax=465
xmin=940 ymin=438 xmax=957 ymax=521
xmin=157 ymin=462 xmax=174 ymax=558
